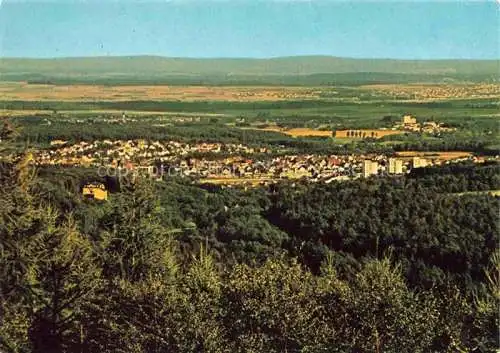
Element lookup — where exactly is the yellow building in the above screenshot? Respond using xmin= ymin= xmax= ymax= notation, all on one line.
xmin=363 ymin=160 xmax=378 ymax=178
xmin=388 ymin=158 xmax=403 ymax=174
xmin=403 ymin=115 xmax=417 ymax=125
xmin=82 ymin=183 xmax=108 ymax=201
xmin=80 ymin=156 xmax=93 ymax=167
xmin=412 ymin=157 xmax=429 ymax=169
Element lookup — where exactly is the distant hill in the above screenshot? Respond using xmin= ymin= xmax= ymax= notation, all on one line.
xmin=1 ymin=56 xmax=498 ymax=85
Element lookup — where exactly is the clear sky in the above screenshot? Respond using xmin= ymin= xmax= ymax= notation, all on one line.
xmin=0 ymin=0 xmax=498 ymax=59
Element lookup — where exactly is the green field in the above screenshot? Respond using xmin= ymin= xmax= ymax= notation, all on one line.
xmin=1 ymin=56 xmax=499 ymax=154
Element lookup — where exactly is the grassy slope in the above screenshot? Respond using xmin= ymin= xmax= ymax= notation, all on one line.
xmin=1 ymin=56 xmax=499 ymax=85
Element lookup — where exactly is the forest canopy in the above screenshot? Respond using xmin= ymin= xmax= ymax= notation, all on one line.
xmin=1 ymin=150 xmax=498 ymax=352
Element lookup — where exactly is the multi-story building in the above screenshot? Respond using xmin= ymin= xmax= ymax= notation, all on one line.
xmin=82 ymin=183 xmax=108 ymax=201
xmin=388 ymin=158 xmax=403 ymax=174
xmin=363 ymin=160 xmax=378 ymax=178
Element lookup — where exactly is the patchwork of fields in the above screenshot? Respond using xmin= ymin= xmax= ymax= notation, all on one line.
xmin=1 ymin=79 xmax=499 ymax=157
xmin=1 ymin=82 xmax=499 ymax=102
xmin=0 ymin=82 xmax=323 ymax=102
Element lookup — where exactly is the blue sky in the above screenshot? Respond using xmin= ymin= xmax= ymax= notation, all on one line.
xmin=0 ymin=0 xmax=498 ymax=59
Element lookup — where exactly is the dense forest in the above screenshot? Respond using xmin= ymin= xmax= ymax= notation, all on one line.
xmin=1 ymin=119 xmax=498 ymax=353
xmin=35 ymin=161 xmax=499 ymax=290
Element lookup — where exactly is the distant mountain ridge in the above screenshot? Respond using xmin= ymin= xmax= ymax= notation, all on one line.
xmin=1 ymin=56 xmax=498 ymax=85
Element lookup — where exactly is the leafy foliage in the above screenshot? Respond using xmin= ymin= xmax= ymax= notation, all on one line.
xmin=0 ymin=153 xmax=498 ymax=352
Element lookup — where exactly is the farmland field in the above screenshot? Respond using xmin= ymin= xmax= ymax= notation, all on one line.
xmin=2 ymin=80 xmax=499 ymax=155
xmin=284 ymin=128 xmax=333 ymax=137
xmin=2 ymin=83 xmax=499 ymax=141
xmin=241 ymin=126 xmax=333 ymax=138
xmin=1 ymin=81 xmax=500 ymax=103
xmin=334 ymin=129 xmax=403 ymax=139
xmin=0 ymin=82 xmax=325 ymax=102
xmin=395 ymin=151 xmax=474 ymax=160
xmin=1 ymin=70 xmax=499 ymax=155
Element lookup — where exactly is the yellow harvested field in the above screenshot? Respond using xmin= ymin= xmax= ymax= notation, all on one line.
xmin=257 ymin=127 xmax=284 ymax=133
xmin=335 ymin=129 xmax=403 ymax=139
xmin=0 ymin=82 xmax=325 ymax=102
xmin=2 ymin=82 xmax=499 ymax=103
xmin=395 ymin=151 xmax=473 ymax=161
xmin=285 ymin=128 xmax=333 ymax=137
xmin=0 ymin=110 xmax=52 ymax=117
xmin=242 ymin=127 xmax=332 ymax=138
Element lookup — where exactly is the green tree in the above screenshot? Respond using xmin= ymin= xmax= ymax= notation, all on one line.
xmin=222 ymin=258 xmax=319 ymax=352
xmin=97 ymin=179 xmax=173 ymax=282
xmin=27 ymin=211 xmax=101 ymax=353
xmin=0 ymin=154 xmax=101 ymax=353
xmin=0 ymin=154 xmax=44 ymax=352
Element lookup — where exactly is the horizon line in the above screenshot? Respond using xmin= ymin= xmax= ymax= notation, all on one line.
xmin=2 ymin=54 xmax=500 ymax=61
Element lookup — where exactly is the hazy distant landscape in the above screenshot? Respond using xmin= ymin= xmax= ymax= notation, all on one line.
xmin=2 ymin=56 xmax=499 ymax=85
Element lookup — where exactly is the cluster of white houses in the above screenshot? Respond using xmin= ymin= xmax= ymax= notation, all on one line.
xmin=39 ymin=139 xmax=269 ymax=166
xmin=395 ymin=115 xmax=456 ymax=134
xmin=35 ymin=138 xmax=465 ymax=182
xmin=30 ymin=138 xmax=489 ymax=185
